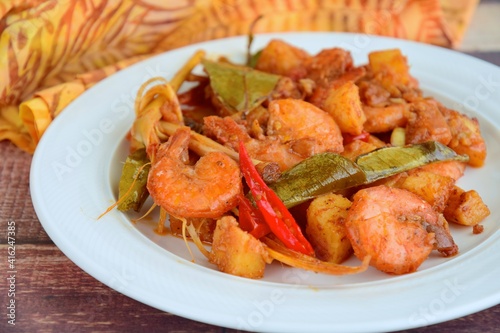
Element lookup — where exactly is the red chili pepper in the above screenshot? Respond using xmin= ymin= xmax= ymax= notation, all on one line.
xmin=342 ymin=130 xmax=370 ymax=145
xmin=238 ymin=194 xmax=271 ymax=239
xmin=238 ymin=141 xmax=314 ymax=256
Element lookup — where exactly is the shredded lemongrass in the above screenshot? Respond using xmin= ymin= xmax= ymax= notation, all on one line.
xmin=155 ymin=208 xmax=168 ymax=235
xmin=136 ymin=79 xmax=184 ymax=126
xmin=130 ymin=203 xmax=157 ymax=223
xmin=97 ymin=162 xmax=151 ymax=220
xmin=195 ymin=219 xmax=205 ymax=235
xmin=178 ymin=217 xmax=196 ymax=262
xmin=170 ymin=50 xmax=206 ymax=92
xmin=186 ymin=223 xmax=211 ymax=259
xmin=134 ymin=77 xmax=170 ymax=116
xmin=262 ymin=237 xmax=371 ymax=275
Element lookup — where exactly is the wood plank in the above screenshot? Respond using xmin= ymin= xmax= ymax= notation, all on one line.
xmin=465 ymin=51 xmax=500 ymax=66
xmin=2 ymin=243 xmax=498 ymax=333
xmin=0 ymin=244 xmax=223 ymax=333
xmin=224 ymin=306 xmax=500 ymax=333
xmin=0 ymin=141 xmax=52 ymax=243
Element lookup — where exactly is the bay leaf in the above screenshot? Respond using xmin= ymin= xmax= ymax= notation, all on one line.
xmin=202 ymin=59 xmax=280 ymax=114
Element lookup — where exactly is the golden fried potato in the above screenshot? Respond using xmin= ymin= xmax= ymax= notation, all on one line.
xmin=393 ymin=169 xmax=455 ymax=212
xmin=368 ymin=49 xmax=412 ymax=86
xmin=306 ymin=193 xmax=353 ymax=264
xmin=321 ymin=81 xmax=366 ymax=135
xmin=341 ymin=140 xmax=378 ymax=161
xmin=209 ymin=216 xmax=272 ymax=279
xmin=255 ymin=39 xmax=310 ymax=79
xmin=443 ymin=186 xmax=490 ymax=226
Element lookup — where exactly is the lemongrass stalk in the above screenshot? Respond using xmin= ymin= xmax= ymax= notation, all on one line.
xmin=170 ymin=50 xmax=206 ymax=92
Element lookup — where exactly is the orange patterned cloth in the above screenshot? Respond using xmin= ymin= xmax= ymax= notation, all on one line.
xmin=0 ymin=0 xmax=478 ymax=153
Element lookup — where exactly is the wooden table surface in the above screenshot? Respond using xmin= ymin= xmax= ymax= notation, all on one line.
xmin=1 ymin=2 xmax=500 ymax=332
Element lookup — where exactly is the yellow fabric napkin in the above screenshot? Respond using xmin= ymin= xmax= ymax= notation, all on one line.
xmin=0 ymin=0 xmax=478 ymax=153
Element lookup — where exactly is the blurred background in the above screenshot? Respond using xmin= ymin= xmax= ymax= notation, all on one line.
xmin=1 ymin=0 xmax=498 ymax=153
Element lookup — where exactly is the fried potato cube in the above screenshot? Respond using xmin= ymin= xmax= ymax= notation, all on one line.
xmin=394 ymin=170 xmax=455 ymax=212
xmin=443 ymin=186 xmax=491 ymax=226
xmin=368 ymin=49 xmax=412 ymax=86
xmin=170 ymin=217 xmax=216 ymax=243
xmin=341 ymin=140 xmax=378 ymax=161
xmin=321 ymin=81 xmax=366 ymax=135
xmin=255 ymin=39 xmax=310 ymax=78
xmin=209 ymin=216 xmax=272 ymax=279
xmin=306 ymin=193 xmax=353 ymax=264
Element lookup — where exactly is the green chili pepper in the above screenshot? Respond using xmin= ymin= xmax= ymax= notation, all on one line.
xmin=117 ymin=148 xmax=151 ymax=212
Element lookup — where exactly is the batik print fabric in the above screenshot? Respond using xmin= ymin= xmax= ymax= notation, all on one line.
xmin=0 ymin=0 xmax=478 ymax=152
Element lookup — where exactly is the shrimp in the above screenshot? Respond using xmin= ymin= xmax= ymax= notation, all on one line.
xmin=305 ymin=47 xmax=354 ymax=87
xmin=357 ymin=80 xmax=391 ymax=106
xmin=147 ymin=127 xmax=242 ymax=218
xmin=439 ymin=105 xmax=487 ymax=167
xmin=203 ymin=116 xmax=303 ymax=171
xmin=362 ymin=103 xmax=409 ymax=133
xmin=267 ymin=99 xmax=343 ymax=157
xmin=415 ymin=160 xmax=466 ymax=182
xmin=255 ymin=39 xmax=311 ymax=79
xmin=345 ymin=185 xmax=458 ymax=275
xmin=405 ymin=100 xmax=452 ymax=145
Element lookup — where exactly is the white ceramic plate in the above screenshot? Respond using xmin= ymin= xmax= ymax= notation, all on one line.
xmin=31 ymin=33 xmax=500 ymax=333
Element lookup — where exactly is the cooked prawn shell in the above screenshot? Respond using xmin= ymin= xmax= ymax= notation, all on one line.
xmin=267 ymin=99 xmax=343 ymax=157
xmin=203 ymin=115 xmax=303 ymax=171
xmin=147 ymin=126 xmax=242 ymax=219
xmin=415 ymin=160 xmax=466 ymax=182
xmin=345 ymin=185 xmax=458 ymax=275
